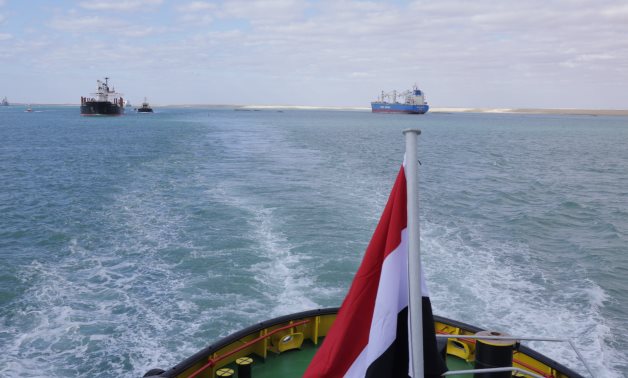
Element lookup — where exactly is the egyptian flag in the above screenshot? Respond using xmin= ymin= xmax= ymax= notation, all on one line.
xmin=304 ymin=164 xmax=447 ymax=378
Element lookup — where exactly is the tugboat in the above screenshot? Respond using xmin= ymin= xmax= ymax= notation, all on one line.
xmin=371 ymin=84 xmax=429 ymax=114
xmin=1 ymin=97 xmax=8 ymax=106
xmin=136 ymin=97 xmax=154 ymax=113
xmin=143 ymin=132 xmax=593 ymax=378
xmin=80 ymin=77 xmax=124 ymax=116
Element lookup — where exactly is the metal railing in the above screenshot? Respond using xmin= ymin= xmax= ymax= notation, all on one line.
xmin=187 ymin=319 xmax=310 ymax=378
xmin=443 ymin=366 xmax=546 ymax=378
xmin=435 ymin=334 xmax=595 ymax=378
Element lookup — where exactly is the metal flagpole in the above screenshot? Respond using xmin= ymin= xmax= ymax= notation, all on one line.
xmin=403 ymin=129 xmax=424 ymax=378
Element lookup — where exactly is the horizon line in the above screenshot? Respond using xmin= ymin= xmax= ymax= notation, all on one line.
xmin=3 ymin=103 xmax=628 ymax=116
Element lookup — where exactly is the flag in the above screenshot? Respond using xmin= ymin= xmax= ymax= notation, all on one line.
xmin=304 ymin=164 xmax=447 ymax=378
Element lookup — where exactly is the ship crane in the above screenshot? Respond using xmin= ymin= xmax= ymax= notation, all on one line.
xmin=397 ymin=90 xmax=412 ymax=104
xmin=377 ymin=84 xmax=426 ymax=105
xmin=378 ymin=90 xmax=400 ymax=103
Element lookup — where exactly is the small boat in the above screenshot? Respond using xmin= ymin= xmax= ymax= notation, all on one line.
xmin=143 ymin=132 xmax=592 ymax=378
xmin=1 ymin=97 xmax=8 ymax=106
xmin=137 ymin=97 xmax=153 ymax=113
xmin=80 ymin=77 xmax=125 ymax=116
xmin=25 ymin=105 xmax=33 ymax=112
xmin=371 ymin=84 xmax=429 ymax=114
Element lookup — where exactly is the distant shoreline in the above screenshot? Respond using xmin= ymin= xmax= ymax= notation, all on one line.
xmin=170 ymin=104 xmax=628 ymax=116
xmin=235 ymin=105 xmax=628 ymax=116
xmin=5 ymin=103 xmax=628 ymax=116
xmin=430 ymin=107 xmax=628 ymax=116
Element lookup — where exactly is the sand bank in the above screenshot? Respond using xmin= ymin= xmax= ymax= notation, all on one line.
xmin=238 ymin=105 xmax=628 ymax=116
xmin=431 ymin=107 xmax=628 ymax=116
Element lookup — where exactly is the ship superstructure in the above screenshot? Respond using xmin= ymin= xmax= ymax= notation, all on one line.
xmin=80 ymin=77 xmax=124 ymax=116
xmin=371 ymin=84 xmax=429 ymax=114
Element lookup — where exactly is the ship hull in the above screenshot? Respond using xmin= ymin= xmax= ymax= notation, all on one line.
xmin=80 ymin=101 xmax=124 ymax=116
xmin=371 ymin=102 xmax=429 ymax=114
xmin=137 ymin=108 xmax=153 ymax=113
xmin=143 ymin=308 xmax=585 ymax=378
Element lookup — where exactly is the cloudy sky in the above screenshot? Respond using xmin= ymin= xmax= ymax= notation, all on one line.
xmin=1 ymin=0 xmax=627 ymax=108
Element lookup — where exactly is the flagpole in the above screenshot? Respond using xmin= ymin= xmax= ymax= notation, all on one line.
xmin=403 ymin=129 xmax=424 ymax=378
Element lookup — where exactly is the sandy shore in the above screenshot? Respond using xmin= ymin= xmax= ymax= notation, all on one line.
xmin=238 ymin=104 xmax=369 ymax=111
xmin=431 ymin=107 xmax=628 ymax=116
xmin=237 ymin=105 xmax=628 ymax=116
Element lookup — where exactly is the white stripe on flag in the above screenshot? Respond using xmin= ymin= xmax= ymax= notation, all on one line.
xmin=344 ymin=229 xmax=409 ymax=377
xmin=344 ymin=228 xmax=431 ymax=377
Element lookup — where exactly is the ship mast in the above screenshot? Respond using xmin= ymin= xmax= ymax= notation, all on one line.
xmin=403 ymin=128 xmax=424 ymax=378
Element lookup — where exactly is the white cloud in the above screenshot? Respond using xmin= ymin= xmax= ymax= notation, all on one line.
xmin=176 ymin=0 xmax=308 ymax=27
xmin=561 ymin=53 xmax=615 ymax=68
xmin=576 ymin=54 xmax=615 ymax=62
xmin=49 ymin=14 xmax=164 ymax=37
xmin=50 ymin=15 xmax=126 ymax=32
xmin=178 ymin=13 xmax=214 ymax=25
xmin=119 ymin=26 xmax=162 ymax=37
xmin=350 ymin=72 xmax=372 ymax=78
xmin=78 ymin=0 xmax=163 ymax=11
xmin=601 ymin=4 xmax=628 ymax=18
xmin=3 ymin=0 xmax=628 ymax=107
xmin=218 ymin=0 xmax=309 ymax=25
xmin=175 ymin=1 xmax=217 ymax=25
xmin=176 ymin=1 xmax=216 ymax=12
xmin=0 ymin=32 xmax=12 ymax=41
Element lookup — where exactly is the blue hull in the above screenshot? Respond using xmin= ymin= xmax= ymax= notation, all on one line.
xmin=371 ymin=102 xmax=429 ymax=114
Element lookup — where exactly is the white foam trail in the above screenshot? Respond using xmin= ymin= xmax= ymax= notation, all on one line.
xmin=208 ymin=185 xmax=319 ymax=318
xmin=0 ymin=163 xmax=246 ymax=377
xmin=423 ymin=220 xmax=623 ymax=377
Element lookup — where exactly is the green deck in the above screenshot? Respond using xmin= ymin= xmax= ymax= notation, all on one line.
xmin=220 ymin=340 xmax=474 ymax=377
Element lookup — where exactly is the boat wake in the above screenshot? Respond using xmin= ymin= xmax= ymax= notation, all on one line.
xmin=422 ymin=219 xmax=622 ymax=377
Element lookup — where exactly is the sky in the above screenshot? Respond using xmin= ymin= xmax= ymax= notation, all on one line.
xmin=0 ymin=0 xmax=627 ymax=109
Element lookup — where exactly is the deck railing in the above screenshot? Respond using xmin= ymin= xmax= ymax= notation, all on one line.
xmin=187 ymin=319 xmax=310 ymax=378
xmin=435 ymin=334 xmax=595 ymax=378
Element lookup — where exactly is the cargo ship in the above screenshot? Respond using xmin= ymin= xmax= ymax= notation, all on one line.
xmin=80 ymin=77 xmax=124 ymax=116
xmin=371 ymin=84 xmax=429 ymax=114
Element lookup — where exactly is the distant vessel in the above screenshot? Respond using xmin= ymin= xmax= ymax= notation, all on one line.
xmin=136 ymin=97 xmax=153 ymax=113
xmin=1 ymin=97 xmax=8 ymax=106
xmin=371 ymin=84 xmax=429 ymax=114
xmin=25 ymin=105 xmax=33 ymax=112
xmin=80 ymin=77 xmax=124 ymax=116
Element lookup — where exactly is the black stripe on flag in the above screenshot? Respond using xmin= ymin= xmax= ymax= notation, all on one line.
xmin=365 ymin=298 xmax=447 ymax=378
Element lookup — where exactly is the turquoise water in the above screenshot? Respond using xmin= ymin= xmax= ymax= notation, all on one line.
xmin=1 ymin=106 xmax=627 ymax=377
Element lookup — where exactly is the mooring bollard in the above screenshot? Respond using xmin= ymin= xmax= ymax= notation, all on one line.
xmin=215 ymin=367 xmax=234 ymax=377
xmin=236 ymin=356 xmax=254 ymax=378
xmin=473 ymin=331 xmax=515 ymax=378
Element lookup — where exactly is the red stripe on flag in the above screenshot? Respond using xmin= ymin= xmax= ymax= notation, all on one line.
xmin=304 ymin=166 xmax=407 ymax=377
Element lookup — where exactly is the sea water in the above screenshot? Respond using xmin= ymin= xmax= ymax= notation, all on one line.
xmin=0 ymin=106 xmax=626 ymax=377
